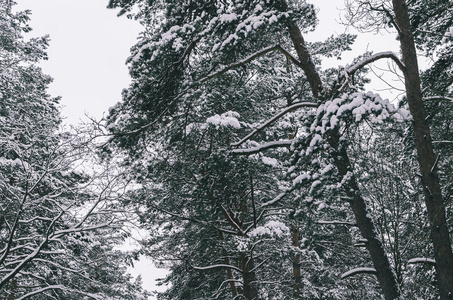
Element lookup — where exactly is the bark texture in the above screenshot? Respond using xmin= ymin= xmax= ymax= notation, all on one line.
xmin=291 ymin=223 xmax=302 ymax=299
xmin=277 ymin=0 xmax=323 ymax=98
xmin=241 ymin=255 xmax=259 ymax=300
xmin=329 ymin=132 xmax=401 ymax=300
xmin=392 ymin=1 xmax=453 ymax=298
xmin=281 ymin=1 xmax=401 ymax=297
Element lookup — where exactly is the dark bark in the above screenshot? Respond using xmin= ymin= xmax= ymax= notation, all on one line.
xmin=329 ymin=131 xmax=401 ymax=300
xmin=291 ymin=223 xmax=302 ymax=299
xmin=217 ymin=230 xmax=238 ymax=297
xmin=276 ymin=0 xmax=323 ymax=98
xmin=241 ymin=255 xmax=259 ymax=300
xmin=286 ymin=20 xmax=323 ymax=99
xmin=392 ymin=1 xmax=453 ymax=298
xmin=280 ymin=2 xmax=401 ymax=297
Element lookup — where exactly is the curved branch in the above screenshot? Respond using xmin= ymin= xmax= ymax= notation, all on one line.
xmin=407 ymin=257 xmax=436 ymax=266
xmin=231 ymin=102 xmax=318 ymax=147
xmin=341 ymin=267 xmax=377 ymax=279
xmin=193 ymin=264 xmax=243 ymax=273
xmin=199 ymin=44 xmax=303 ymax=83
xmin=346 ymin=51 xmax=406 ymax=75
xmin=424 ymin=96 xmax=453 ymax=103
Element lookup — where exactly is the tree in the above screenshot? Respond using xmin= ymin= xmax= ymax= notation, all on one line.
xmin=345 ymin=0 xmax=453 ymax=297
xmin=0 ymin=2 xmax=149 ymax=298
xmin=106 ymin=0 xmax=452 ymax=299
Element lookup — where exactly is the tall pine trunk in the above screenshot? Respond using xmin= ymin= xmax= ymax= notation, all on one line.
xmin=281 ymin=1 xmax=401 ymax=297
xmin=392 ymin=1 xmax=453 ymax=298
xmin=329 ymin=132 xmax=401 ymax=300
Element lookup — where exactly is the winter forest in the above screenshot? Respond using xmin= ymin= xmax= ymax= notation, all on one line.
xmin=1 ymin=0 xmax=453 ymax=299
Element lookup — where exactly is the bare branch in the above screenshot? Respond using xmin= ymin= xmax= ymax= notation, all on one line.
xmin=199 ymin=44 xmax=304 ymax=83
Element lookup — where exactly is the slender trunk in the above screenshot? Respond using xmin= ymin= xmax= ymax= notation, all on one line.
xmin=241 ymin=254 xmax=259 ymax=300
xmin=291 ymin=223 xmax=302 ymax=299
xmin=392 ymin=1 xmax=453 ymax=298
xmin=6 ymin=278 xmax=16 ymax=300
xmin=329 ymin=132 xmax=401 ymax=300
xmin=217 ymin=230 xmax=238 ymax=297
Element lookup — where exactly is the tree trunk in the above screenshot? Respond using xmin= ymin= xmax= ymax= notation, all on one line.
xmin=281 ymin=3 xmax=401 ymax=297
xmin=217 ymin=229 xmax=238 ymax=297
xmin=392 ymin=1 xmax=453 ymax=298
xmin=291 ymin=223 xmax=302 ymax=299
xmin=277 ymin=0 xmax=323 ymax=99
xmin=329 ymin=132 xmax=401 ymax=300
xmin=241 ymin=254 xmax=259 ymax=300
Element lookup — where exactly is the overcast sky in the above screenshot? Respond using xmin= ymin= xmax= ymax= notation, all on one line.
xmin=14 ymin=0 xmax=401 ymax=297
xmin=15 ymin=0 xmax=142 ymax=125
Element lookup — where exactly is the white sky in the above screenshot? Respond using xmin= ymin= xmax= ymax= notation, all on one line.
xmin=15 ymin=0 xmax=142 ymax=125
xmin=13 ymin=0 xmax=402 ymax=298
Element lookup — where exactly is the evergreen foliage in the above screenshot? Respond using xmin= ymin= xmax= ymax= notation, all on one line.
xmin=0 ymin=2 xmax=149 ymax=299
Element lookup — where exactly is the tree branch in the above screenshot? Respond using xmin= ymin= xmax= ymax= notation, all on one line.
xmin=193 ymin=264 xmax=243 ymax=273
xmin=341 ymin=267 xmax=377 ymax=279
xmin=231 ymin=102 xmax=318 ymax=147
xmin=199 ymin=44 xmax=303 ymax=83
xmin=407 ymin=257 xmax=436 ymax=266
xmin=346 ymin=51 xmax=406 ymax=75
xmin=231 ymin=140 xmax=292 ymax=155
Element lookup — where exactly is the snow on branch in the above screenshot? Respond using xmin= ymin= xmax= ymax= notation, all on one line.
xmin=260 ymin=186 xmax=296 ymax=208
xmin=200 ymin=44 xmax=304 ymax=83
xmin=16 ymin=285 xmax=101 ymax=300
xmin=407 ymin=257 xmax=436 ymax=266
xmin=424 ymin=96 xmax=453 ymax=103
xmin=193 ymin=264 xmax=243 ymax=273
xmin=231 ymin=140 xmax=292 ymax=155
xmin=232 ymin=102 xmax=318 ymax=147
xmin=346 ymin=51 xmax=405 ymax=75
xmin=16 ymin=285 xmax=65 ymax=300
xmin=316 ymin=220 xmax=357 ymax=226
xmin=341 ymin=267 xmax=377 ymax=279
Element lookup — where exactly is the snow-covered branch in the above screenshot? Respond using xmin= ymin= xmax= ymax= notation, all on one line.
xmin=424 ymin=96 xmax=453 ymax=103
xmin=341 ymin=267 xmax=377 ymax=279
xmin=407 ymin=257 xmax=436 ymax=266
xmin=232 ymin=102 xmax=318 ymax=147
xmin=193 ymin=264 xmax=243 ymax=273
xmin=316 ymin=220 xmax=357 ymax=226
xmin=260 ymin=188 xmax=294 ymax=208
xmin=231 ymin=140 xmax=292 ymax=155
xmin=346 ymin=51 xmax=405 ymax=75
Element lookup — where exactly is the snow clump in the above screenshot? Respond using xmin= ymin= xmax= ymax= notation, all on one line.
xmin=249 ymin=220 xmax=289 ymax=238
xmin=206 ymin=111 xmax=241 ymax=128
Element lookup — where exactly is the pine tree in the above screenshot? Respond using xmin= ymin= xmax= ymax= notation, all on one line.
xmin=0 ymin=2 xmax=149 ymax=298
xmin=107 ymin=0 xmax=452 ymax=298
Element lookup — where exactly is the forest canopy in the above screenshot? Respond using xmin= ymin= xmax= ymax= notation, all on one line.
xmin=2 ymin=0 xmax=453 ymax=299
